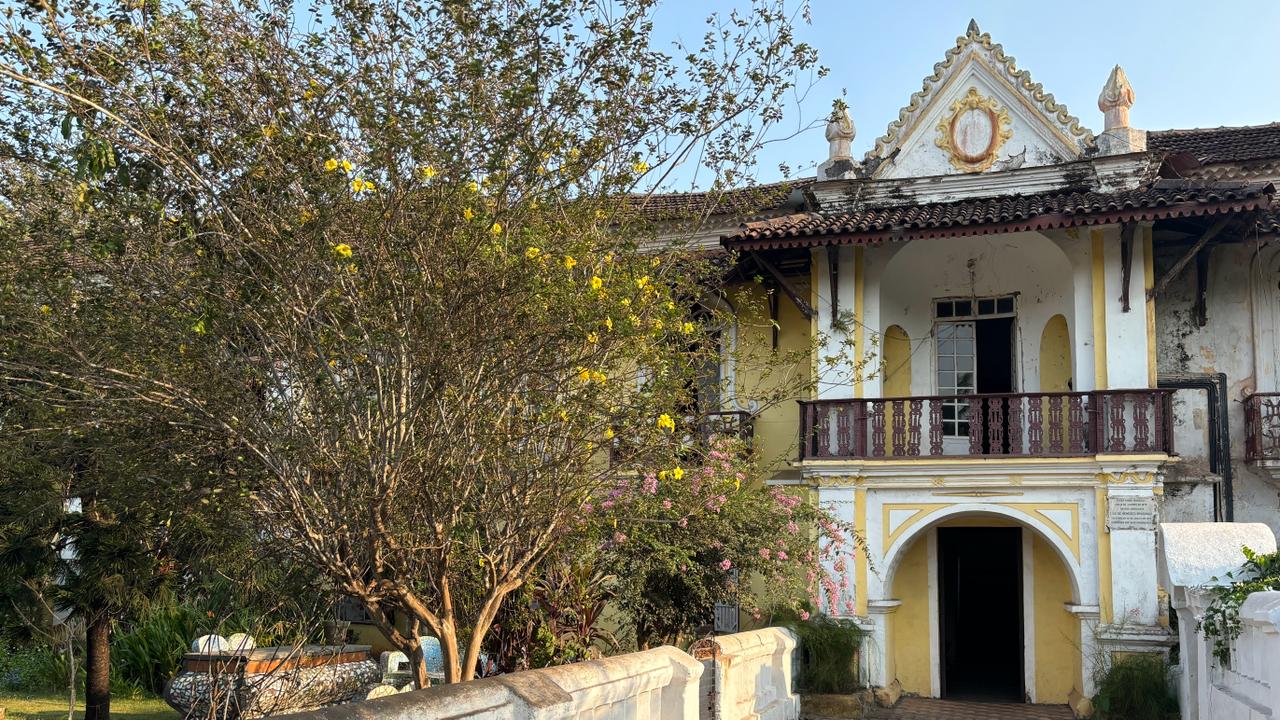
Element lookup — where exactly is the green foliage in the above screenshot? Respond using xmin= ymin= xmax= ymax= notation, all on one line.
xmin=1199 ymin=547 xmax=1280 ymax=663
xmin=773 ymin=610 xmax=864 ymax=693
xmin=593 ymin=437 xmax=862 ymax=648
xmin=111 ymin=605 xmax=203 ymax=697
xmin=1091 ymin=654 xmax=1178 ymax=720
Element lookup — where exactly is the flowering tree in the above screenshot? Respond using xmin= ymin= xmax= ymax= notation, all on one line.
xmin=590 ymin=437 xmax=860 ymax=648
xmin=0 ymin=0 xmax=834 ymax=688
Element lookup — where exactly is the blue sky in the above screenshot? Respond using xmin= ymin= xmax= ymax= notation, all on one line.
xmin=654 ymin=0 xmax=1280 ymax=184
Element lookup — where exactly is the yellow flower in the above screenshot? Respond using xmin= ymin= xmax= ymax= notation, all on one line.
xmin=327 ymin=358 xmax=338 ymax=367
xmin=351 ymin=178 xmax=374 ymax=193
xmin=591 ymin=371 xmax=606 ymax=383
xmin=303 ymin=89 xmax=316 ymax=100
xmin=525 ymin=247 xmax=542 ymax=260
xmin=563 ymin=255 xmax=577 ymax=270
xmin=464 ymin=207 xmax=475 ymax=221
xmin=636 ymin=276 xmax=650 ymax=289
xmin=578 ymin=367 xmax=592 ymax=383
xmin=658 ymin=470 xmax=669 ymax=481
xmin=671 ymin=467 xmax=684 ymax=481
xmin=261 ymin=124 xmax=277 ymax=139
xmin=324 ymin=158 xmax=338 ymax=172
xmin=652 ymin=319 xmax=663 ymax=330
xmin=682 ymin=322 xmax=695 ymax=334
xmin=657 ymin=413 xmax=675 ymax=432
xmin=604 ymin=317 xmax=613 ymax=331
xmin=604 ymin=428 xmax=615 ymax=440
xmin=467 ymin=180 xmax=479 ymax=192
xmin=421 ymin=165 xmax=438 ymax=179
xmin=341 ymin=159 xmax=353 ymax=172
xmin=587 ymin=332 xmax=599 ymax=344
xmin=620 ymin=298 xmax=630 ymax=307
xmin=299 ymin=208 xmax=314 ymax=223
xmin=595 ymin=209 xmax=607 ymax=220
xmin=490 ymin=222 xmax=502 ymax=235
xmin=559 ymin=409 xmax=569 ymax=422
xmin=333 ymin=243 xmax=353 ymax=258
xmin=39 ymin=304 xmax=51 ymax=315
xmin=633 ymin=161 xmax=649 ymax=173
xmin=590 ymin=276 xmax=603 ymax=291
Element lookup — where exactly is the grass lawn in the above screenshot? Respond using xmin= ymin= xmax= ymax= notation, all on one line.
xmin=0 ymin=693 xmax=177 ymax=720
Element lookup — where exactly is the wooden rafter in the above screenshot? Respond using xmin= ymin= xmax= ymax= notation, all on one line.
xmin=1147 ymin=215 xmax=1231 ymax=302
xmin=749 ymin=251 xmax=815 ymax=320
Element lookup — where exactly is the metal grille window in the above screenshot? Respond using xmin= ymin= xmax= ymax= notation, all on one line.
xmin=934 ymin=295 xmax=1015 ymax=437
xmin=936 ymin=322 xmax=976 ymax=437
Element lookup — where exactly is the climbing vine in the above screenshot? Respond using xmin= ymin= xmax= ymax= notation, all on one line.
xmin=1198 ymin=547 xmax=1280 ymax=663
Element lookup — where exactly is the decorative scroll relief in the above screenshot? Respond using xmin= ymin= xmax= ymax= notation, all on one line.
xmin=936 ymin=87 xmax=1012 ymax=172
xmin=1107 ymin=494 xmax=1156 ymax=532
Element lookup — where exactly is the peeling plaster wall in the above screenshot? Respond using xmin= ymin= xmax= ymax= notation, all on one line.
xmin=1153 ymin=240 xmax=1280 ymax=535
xmin=873 ymin=231 xmax=1075 ymax=396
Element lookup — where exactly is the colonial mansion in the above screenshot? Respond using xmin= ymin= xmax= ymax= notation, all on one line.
xmin=653 ymin=20 xmax=1280 ymax=706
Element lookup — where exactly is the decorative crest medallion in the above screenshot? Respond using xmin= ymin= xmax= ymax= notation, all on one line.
xmin=935 ymin=87 xmax=1013 ymax=172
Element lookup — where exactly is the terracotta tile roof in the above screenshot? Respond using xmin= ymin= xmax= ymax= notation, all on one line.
xmin=629 ymin=178 xmax=812 ymax=220
xmin=723 ymin=179 xmax=1274 ymax=249
xmin=1149 ymin=123 xmax=1280 ymax=164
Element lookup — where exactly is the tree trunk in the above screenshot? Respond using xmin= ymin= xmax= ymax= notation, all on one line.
xmin=84 ymin=603 xmax=111 ymax=720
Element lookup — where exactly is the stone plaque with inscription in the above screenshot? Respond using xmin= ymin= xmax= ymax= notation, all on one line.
xmin=1108 ymin=495 xmax=1156 ymax=531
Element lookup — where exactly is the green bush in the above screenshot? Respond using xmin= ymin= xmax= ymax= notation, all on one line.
xmin=775 ymin=611 xmax=864 ymax=693
xmin=113 ymin=604 xmax=204 ymax=696
xmin=1092 ymin=654 xmax=1178 ymax=720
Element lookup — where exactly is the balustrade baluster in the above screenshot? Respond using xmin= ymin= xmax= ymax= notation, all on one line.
xmin=968 ymin=397 xmax=984 ymax=456
xmin=1068 ymin=395 xmax=1084 ymax=453
xmin=892 ymin=401 xmax=907 ymax=456
xmin=836 ymin=404 xmax=851 ymax=457
xmin=1109 ymin=394 xmax=1128 ymax=452
xmin=929 ymin=399 xmax=944 ymax=456
xmin=871 ymin=401 xmax=886 ymax=457
xmin=1133 ymin=392 xmax=1151 ymax=452
xmin=988 ymin=396 xmax=1005 ymax=455
xmin=909 ymin=399 xmax=923 ymax=456
xmin=1049 ymin=395 xmax=1065 ymax=453
xmin=854 ymin=401 xmax=868 ymax=458
xmin=1028 ymin=395 xmax=1044 ymax=455
xmin=1008 ymin=395 xmax=1024 ymax=455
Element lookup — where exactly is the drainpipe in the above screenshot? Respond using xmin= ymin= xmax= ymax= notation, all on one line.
xmin=1157 ymin=373 xmax=1233 ymax=521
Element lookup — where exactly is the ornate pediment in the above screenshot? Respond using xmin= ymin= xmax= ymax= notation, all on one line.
xmin=866 ymin=20 xmax=1095 ymax=179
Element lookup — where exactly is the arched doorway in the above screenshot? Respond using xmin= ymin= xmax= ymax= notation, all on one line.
xmin=883 ymin=508 xmax=1084 ymax=704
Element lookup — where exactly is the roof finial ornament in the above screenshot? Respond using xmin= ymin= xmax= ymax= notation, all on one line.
xmin=1098 ymin=65 xmax=1135 ymax=131
xmin=818 ymin=99 xmax=858 ymax=180
xmin=824 ymin=100 xmax=855 ymax=162
xmin=1096 ymin=65 xmax=1145 ymax=155
xmin=966 ymin=18 xmax=981 ymax=37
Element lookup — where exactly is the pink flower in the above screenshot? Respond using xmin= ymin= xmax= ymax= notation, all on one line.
xmin=786 ymin=521 xmax=798 ymax=534
xmin=719 ymin=559 xmax=732 ymax=571
xmin=582 ymin=503 xmax=594 ymax=515
xmin=759 ymin=548 xmax=771 ymax=560
xmin=678 ymin=517 xmax=688 ymax=528
xmin=602 ymin=500 xmax=614 ymax=510
xmin=799 ymin=610 xmax=810 ymax=621
xmin=662 ymin=499 xmax=673 ymax=509
xmin=776 ymin=550 xmax=789 ymax=561
xmin=613 ymin=531 xmax=627 ymax=544
xmin=641 ymin=474 xmax=658 ymax=494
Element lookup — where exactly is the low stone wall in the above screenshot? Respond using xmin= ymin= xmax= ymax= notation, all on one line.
xmin=278 ymin=645 xmax=703 ymax=720
xmin=691 ymin=627 xmax=799 ymax=720
xmin=1158 ymin=522 xmax=1280 ymax=720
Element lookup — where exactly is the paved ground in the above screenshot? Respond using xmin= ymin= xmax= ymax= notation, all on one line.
xmin=865 ymin=698 xmax=1075 ymax=720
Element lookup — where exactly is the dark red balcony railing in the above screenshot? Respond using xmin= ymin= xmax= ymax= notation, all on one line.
xmin=799 ymin=390 xmax=1174 ymax=460
xmin=1244 ymin=393 xmax=1280 ymax=463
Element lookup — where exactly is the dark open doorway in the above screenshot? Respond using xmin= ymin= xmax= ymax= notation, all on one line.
xmin=938 ymin=526 xmax=1024 ymax=702
xmin=976 ymin=316 xmax=1015 ymax=454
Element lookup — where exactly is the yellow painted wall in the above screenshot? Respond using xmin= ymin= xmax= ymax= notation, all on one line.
xmin=889 ymin=534 xmax=932 ymax=695
xmin=1033 ymin=534 xmax=1082 ymax=703
xmin=729 ymin=280 xmax=812 ymax=479
xmin=883 ymin=325 xmax=912 ymax=398
xmin=1039 ymin=314 xmax=1072 ymax=392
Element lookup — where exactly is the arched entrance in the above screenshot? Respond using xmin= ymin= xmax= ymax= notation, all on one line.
xmin=882 ymin=508 xmax=1084 ymax=704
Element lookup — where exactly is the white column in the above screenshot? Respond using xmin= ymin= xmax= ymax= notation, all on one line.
xmin=1069 ymin=606 xmax=1101 ymax=696
xmin=1062 ymin=230 xmax=1098 ymax=391
xmin=813 ymin=247 xmax=858 ymax=399
xmin=1105 ymin=481 xmax=1161 ymax=626
xmin=861 ymin=247 xmax=883 ymax=399
xmin=1101 ymin=224 xmax=1154 ymax=389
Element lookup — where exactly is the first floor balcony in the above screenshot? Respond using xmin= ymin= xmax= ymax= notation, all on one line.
xmin=1244 ymin=393 xmax=1280 ymax=465
xmin=799 ymin=389 xmax=1174 ymax=461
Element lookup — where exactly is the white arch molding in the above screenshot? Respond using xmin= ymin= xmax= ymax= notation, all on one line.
xmin=875 ymin=503 xmax=1085 ymax=605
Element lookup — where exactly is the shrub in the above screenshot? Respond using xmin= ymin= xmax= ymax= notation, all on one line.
xmin=775 ymin=611 xmax=864 ymax=693
xmin=1091 ymin=654 xmax=1178 ymax=720
xmin=112 ymin=604 xmax=204 ymax=696
xmin=1199 ymin=547 xmax=1280 ymax=662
